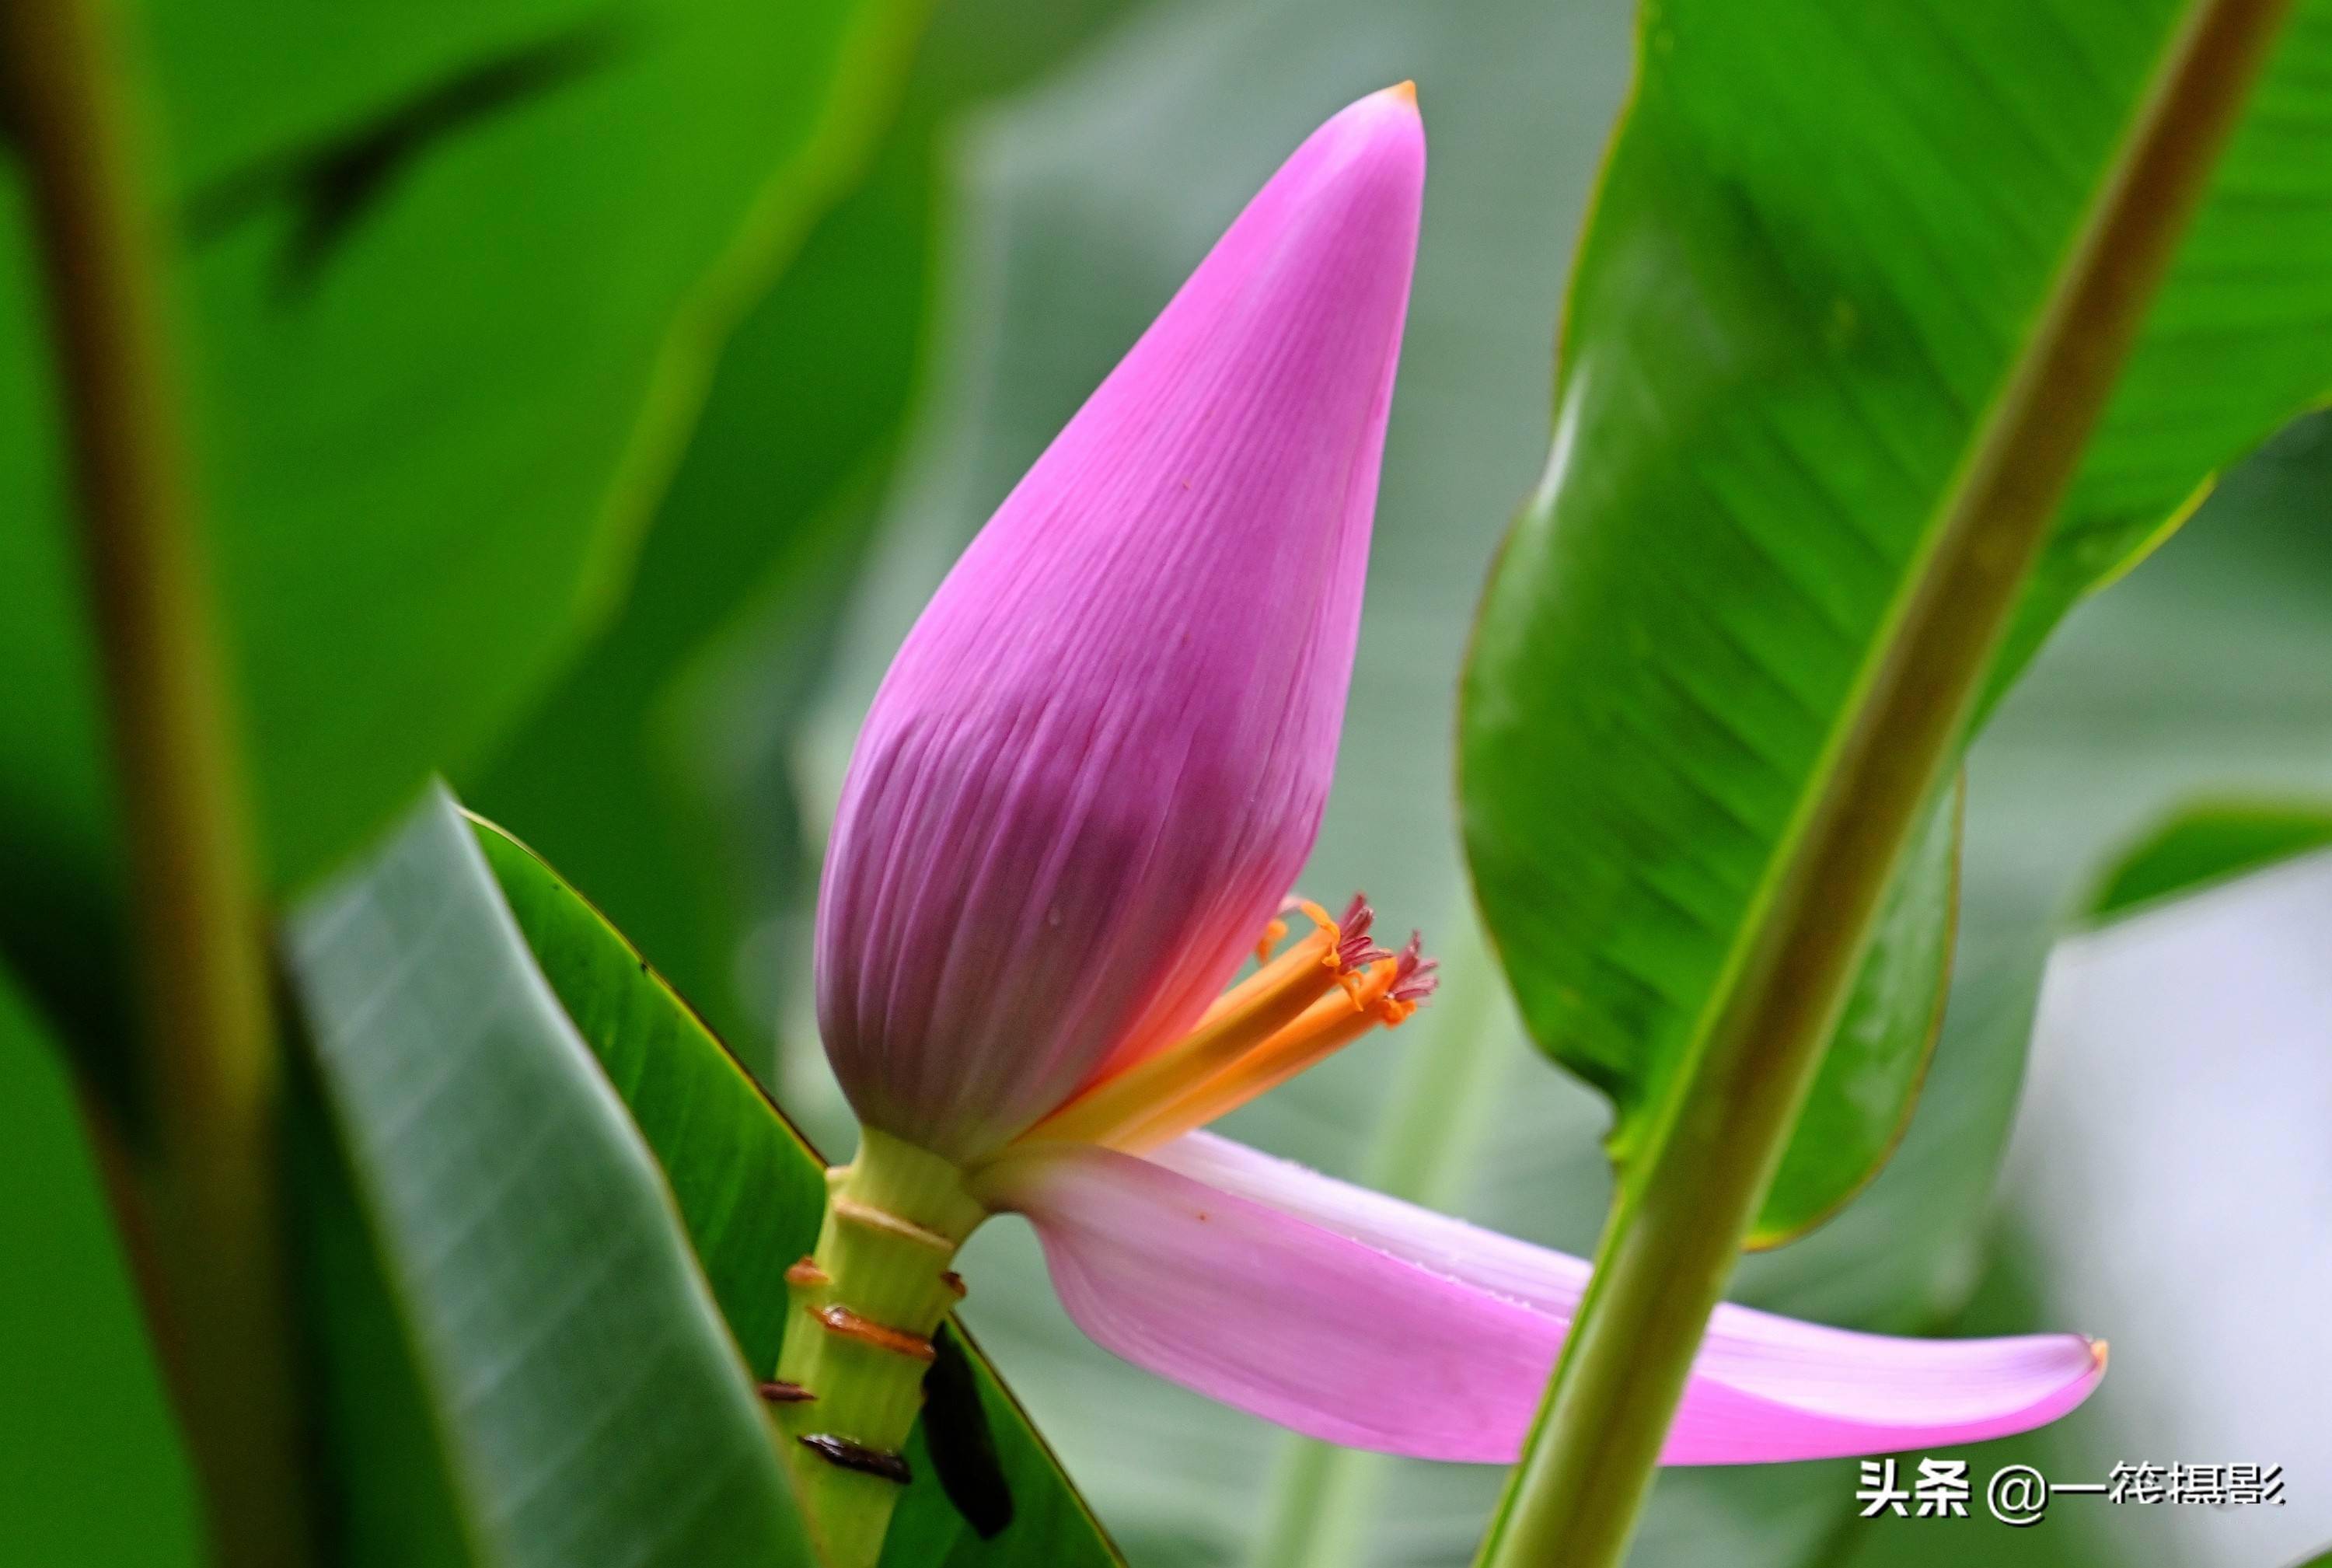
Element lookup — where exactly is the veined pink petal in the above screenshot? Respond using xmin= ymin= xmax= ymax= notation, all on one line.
xmin=978 ymin=1135 xmax=1551 ymax=1461
xmin=815 ymin=89 xmax=1426 ymax=1161
xmin=979 ymin=1134 xmax=2106 ymax=1464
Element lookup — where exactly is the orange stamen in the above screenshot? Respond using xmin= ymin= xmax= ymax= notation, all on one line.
xmin=1109 ymin=955 xmax=1422 ymax=1153
xmin=998 ymin=897 xmax=1435 ymax=1161
xmin=1253 ymin=916 xmax=1290 ymax=967
xmin=1012 ymin=933 xmax=1343 ymax=1138
xmin=1197 ymin=899 xmax=1342 ymax=1028
xmin=1297 ymin=901 xmax=1344 ymax=966
xmin=1017 ymin=905 xmax=1350 ymax=1148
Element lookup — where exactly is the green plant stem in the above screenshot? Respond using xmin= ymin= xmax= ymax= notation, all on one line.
xmin=1475 ymin=4 xmax=2293 ymax=1566
xmin=773 ymin=1128 xmax=986 ymax=1568
xmin=0 ymin=2 xmax=309 ymax=1563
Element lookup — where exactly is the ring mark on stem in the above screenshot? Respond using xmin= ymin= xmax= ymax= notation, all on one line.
xmin=812 ymin=1304 xmax=937 ymax=1364
xmin=833 ymin=1195 xmax=957 ymax=1253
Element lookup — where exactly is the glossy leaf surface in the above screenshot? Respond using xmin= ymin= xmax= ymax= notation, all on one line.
xmin=1462 ymin=0 xmax=2332 ymax=1225
xmin=286 ymin=788 xmax=810 ymax=1568
xmin=469 ymin=813 xmax=1125 ymax=1568
xmin=1748 ymin=776 xmax=1957 ymax=1247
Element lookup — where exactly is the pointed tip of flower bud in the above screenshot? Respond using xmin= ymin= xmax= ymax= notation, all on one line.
xmin=1321 ymin=83 xmax=1427 ymax=187
xmin=817 ymin=93 xmax=1426 ymax=1161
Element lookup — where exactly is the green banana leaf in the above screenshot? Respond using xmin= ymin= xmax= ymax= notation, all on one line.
xmin=1461 ymin=0 xmax=2332 ymax=1243
xmin=285 ymin=787 xmax=812 ymax=1567
xmin=2084 ymin=800 xmax=2332 ymax=924
xmin=285 ymin=1062 xmax=477 ymax=1568
xmin=468 ymin=812 xmax=1126 ymax=1567
xmin=1751 ymin=775 xmax=1957 ymax=1246
xmin=0 ymin=0 xmax=919 ymax=1086
xmin=0 ymin=976 xmax=200 ymax=1568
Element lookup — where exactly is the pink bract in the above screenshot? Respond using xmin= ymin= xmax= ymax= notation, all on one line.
xmin=983 ymin=1133 xmax=2107 ymax=1465
xmin=816 ymin=89 xmax=1425 ymax=1161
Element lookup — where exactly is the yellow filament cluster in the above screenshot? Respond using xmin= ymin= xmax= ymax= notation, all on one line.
xmin=1010 ymin=903 xmax=1419 ymax=1158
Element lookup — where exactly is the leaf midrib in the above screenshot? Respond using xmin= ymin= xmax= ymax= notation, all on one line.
xmin=1620 ymin=0 xmax=2295 ymax=1206
xmin=1478 ymin=0 xmax=2302 ymax=1556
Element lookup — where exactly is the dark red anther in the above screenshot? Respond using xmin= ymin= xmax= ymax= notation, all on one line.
xmin=1390 ymin=931 xmax=1439 ymax=1004
xmin=1333 ymin=892 xmax=1393 ymax=970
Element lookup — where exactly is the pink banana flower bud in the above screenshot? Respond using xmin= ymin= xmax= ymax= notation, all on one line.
xmin=780 ymin=92 xmax=2100 ymax=1549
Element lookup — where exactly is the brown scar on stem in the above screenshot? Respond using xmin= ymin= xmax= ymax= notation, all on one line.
xmin=758 ymin=1380 xmax=815 ymax=1404
xmin=939 ymin=1270 xmax=967 ymax=1299
xmin=784 ymin=1256 xmax=830 ymax=1287
xmin=812 ymin=1304 xmax=937 ymax=1364
xmin=799 ymin=1434 xmax=913 ymax=1485
xmin=833 ymin=1195 xmax=956 ymax=1253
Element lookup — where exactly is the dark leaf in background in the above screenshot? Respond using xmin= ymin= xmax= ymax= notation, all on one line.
xmin=0 ymin=978 xmax=199 ymax=1568
xmin=924 ymin=1332 xmax=1018 ymax=1541
xmin=0 ymin=0 xmax=920 ymax=1089
xmin=180 ymin=26 xmax=623 ymax=297
xmin=471 ymin=810 xmax=1125 ymax=1567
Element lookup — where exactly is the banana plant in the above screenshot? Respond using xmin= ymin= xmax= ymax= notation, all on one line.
xmin=5 ymin=0 xmax=2328 ymax=1563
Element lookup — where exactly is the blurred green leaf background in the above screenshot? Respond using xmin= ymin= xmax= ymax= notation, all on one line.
xmin=5 ymin=0 xmax=2327 ymax=1563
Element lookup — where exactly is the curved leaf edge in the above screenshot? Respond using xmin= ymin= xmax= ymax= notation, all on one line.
xmin=461 ymin=808 xmax=1126 ymax=1567
xmin=1743 ymin=771 xmax=1964 ymax=1252
xmin=2081 ymin=797 xmax=2332 ymax=927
